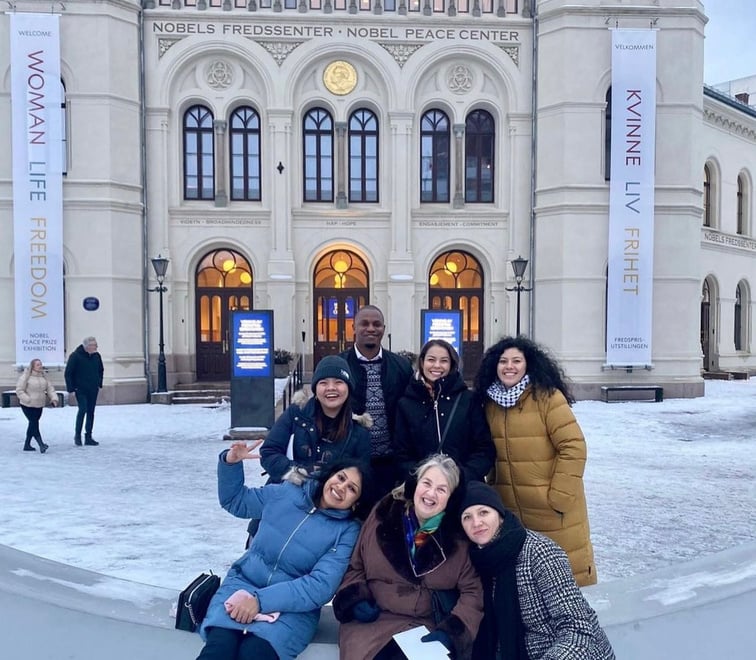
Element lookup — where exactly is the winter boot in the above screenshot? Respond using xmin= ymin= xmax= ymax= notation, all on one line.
xmin=74 ymin=434 xmax=82 ymax=446
xmin=23 ymin=437 xmax=36 ymax=452
xmin=36 ymin=436 xmax=49 ymax=454
xmin=84 ymin=434 xmax=99 ymax=446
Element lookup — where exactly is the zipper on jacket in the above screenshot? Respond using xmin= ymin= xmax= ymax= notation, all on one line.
xmin=265 ymin=507 xmax=316 ymax=586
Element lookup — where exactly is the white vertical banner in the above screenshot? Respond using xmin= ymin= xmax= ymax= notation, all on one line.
xmin=606 ymin=29 xmax=657 ymax=366
xmin=10 ymin=13 xmax=65 ymax=366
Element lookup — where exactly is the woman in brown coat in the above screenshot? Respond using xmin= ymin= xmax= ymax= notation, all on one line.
xmin=473 ymin=337 xmax=597 ymax=586
xmin=16 ymin=358 xmax=58 ymax=453
xmin=333 ymin=454 xmax=483 ymax=660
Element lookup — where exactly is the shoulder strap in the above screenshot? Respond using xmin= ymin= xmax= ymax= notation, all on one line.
xmin=439 ymin=394 xmax=462 ymax=450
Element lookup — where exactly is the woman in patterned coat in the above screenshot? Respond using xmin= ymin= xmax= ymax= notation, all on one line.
xmin=473 ymin=336 xmax=597 ymax=586
xmin=460 ymin=481 xmax=615 ymax=660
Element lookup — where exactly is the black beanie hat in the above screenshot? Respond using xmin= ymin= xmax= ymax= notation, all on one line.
xmin=312 ymin=355 xmax=354 ymax=393
xmin=460 ymin=480 xmax=509 ymax=519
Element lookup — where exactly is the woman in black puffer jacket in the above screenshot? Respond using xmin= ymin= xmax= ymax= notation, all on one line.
xmin=394 ymin=340 xmax=494 ymax=484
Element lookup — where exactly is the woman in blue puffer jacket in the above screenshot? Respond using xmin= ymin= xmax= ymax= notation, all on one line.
xmin=197 ymin=444 xmax=371 ymax=660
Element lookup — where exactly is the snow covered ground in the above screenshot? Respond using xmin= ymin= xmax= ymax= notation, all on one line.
xmin=1 ymin=378 xmax=754 ymax=591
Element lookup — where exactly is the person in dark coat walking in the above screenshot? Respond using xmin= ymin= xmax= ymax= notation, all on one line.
xmin=64 ymin=336 xmax=103 ymax=446
xmin=394 ymin=339 xmax=495 ymax=484
xmin=339 ymin=305 xmax=412 ymax=497
xmin=459 ymin=481 xmax=615 ymax=660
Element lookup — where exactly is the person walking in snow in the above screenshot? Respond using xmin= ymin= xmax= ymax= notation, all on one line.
xmin=64 ymin=336 xmax=103 ymax=446
xmin=15 ymin=358 xmax=58 ymax=453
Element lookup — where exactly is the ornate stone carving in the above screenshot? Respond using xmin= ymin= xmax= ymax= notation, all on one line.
xmin=378 ymin=41 xmax=425 ymax=68
xmin=252 ymin=39 xmax=305 ymax=66
xmin=206 ymin=60 xmax=233 ymax=89
xmin=158 ymin=37 xmax=182 ymax=58
xmin=495 ymin=43 xmax=520 ymax=67
xmin=447 ymin=64 xmax=474 ymax=94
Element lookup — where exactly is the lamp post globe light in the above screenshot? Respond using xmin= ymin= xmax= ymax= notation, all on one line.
xmin=505 ymin=255 xmax=532 ymax=336
xmin=149 ymin=255 xmax=169 ymax=393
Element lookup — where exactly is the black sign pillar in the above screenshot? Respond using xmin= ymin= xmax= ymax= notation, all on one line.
xmin=230 ymin=310 xmax=275 ymax=430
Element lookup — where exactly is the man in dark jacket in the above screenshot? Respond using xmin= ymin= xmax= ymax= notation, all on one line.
xmin=340 ymin=305 xmax=412 ymax=496
xmin=64 ymin=336 xmax=104 ymax=446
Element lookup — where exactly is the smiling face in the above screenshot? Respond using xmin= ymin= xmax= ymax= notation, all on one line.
xmin=421 ymin=345 xmax=452 ymax=382
xmin=413 ymin=466 xmax=452 ymax=524
xmin=315 ymin=378 xmax=350 ymax=417
xmin=353 ymin=308 xmax=385 ymax=359
xmin=30 ymin=359 xmax=43 ymax=372
xmin=320 ymin=467 xmax=363 ymax=510
xmin=461 ymin=504 xmax=503 ymax=546
xmin=497 ymin=347 xmax=527 ymax=389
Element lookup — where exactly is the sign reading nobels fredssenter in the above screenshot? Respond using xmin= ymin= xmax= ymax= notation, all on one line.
xmin=10 ymin=13 xmax=65 ymax=366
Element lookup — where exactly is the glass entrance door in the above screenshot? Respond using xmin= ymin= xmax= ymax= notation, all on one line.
xmin=313 ymin=250 xmax=369 ymax=366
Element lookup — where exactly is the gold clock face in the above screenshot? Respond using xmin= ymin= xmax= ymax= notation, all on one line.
xmin=323 ymin=60 xmax=358 ymax=96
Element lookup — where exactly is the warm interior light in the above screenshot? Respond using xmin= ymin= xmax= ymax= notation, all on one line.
xmin=222 ymin=259 xmax=234 ymax=272
xmin=430 ymin=273 xmax=439 ymax=286
xmin=445 ymin=261 xmax=458 ymax=273
xmin=333 ymin=259 xmax=349 ymax=273
xmin=240 ymin=272 xmax=252 ymax=285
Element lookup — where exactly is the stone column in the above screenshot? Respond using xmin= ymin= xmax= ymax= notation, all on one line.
xmin=213 ymin=120 xmax=228 ymax=207
xmin=335 ymin=121 xmax=348 ymax=209
xmin=453 ymin=122 xmax=465 ymax=209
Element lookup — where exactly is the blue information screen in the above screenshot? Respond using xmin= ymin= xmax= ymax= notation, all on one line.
xmin=231 ymin=310 xmax=273 ymax=378
xmin=421 ymin=309 xmax=463 ymax=358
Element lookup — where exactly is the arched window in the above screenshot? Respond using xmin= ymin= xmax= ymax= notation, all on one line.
xmin=348 ymin=109 xmax=379 ymax=203
xmin=303 ymin=108 xmax=334 ymax=202
xmin=183 ymin=105 xmax=215 ymax=200
xmin=229 ymin=106 xmax=261 ymax=201
xmin=737 ymin=174 xmax=747 ymax=235
xmin=465 ymin=109 xmax=495 ymax=203
xmin=420 ymin=109 xmax=450 ymax=203
xmin=604 ymin=87 xmax=612 ymax=181
xmin=734 ymin=283 xmax=743 ymax=351
xmin=703 ymin=164 xmax=712 ymax=227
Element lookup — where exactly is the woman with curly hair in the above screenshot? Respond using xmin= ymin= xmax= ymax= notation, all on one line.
xmin=473 ymin=336 xmax=597 ymax=586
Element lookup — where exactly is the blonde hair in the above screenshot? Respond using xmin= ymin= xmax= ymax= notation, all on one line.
xmin=414 ymin=454 xmax=460 ymax=492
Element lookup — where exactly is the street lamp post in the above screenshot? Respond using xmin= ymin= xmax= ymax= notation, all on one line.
xmin=149 ymin=255 xmax=169 ymax=393
xmin=505 ymin=255 xmax=532 ymax=336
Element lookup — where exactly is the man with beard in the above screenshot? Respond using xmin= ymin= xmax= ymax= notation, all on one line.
xmin=340 ymin=305 xmax=412 ymax=497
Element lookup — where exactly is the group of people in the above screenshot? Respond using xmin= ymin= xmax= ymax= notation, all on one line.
xmin=195 ymin=305 xmax=615 ymax=660
xmin=16 ymin=336 xmax=104 ymax=453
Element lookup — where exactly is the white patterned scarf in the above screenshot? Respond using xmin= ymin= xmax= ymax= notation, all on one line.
xmin=486 ymin=374 xmax=530 ymax=408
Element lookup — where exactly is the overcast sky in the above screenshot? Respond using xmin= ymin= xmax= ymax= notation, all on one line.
xmin=703 ymin=1 xmax=756 ymax=84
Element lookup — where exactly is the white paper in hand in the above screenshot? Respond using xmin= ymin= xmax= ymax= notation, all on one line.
xmin=392 ymin=625 xmax=450 ymax=659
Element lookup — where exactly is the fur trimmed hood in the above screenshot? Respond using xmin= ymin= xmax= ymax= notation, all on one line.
xmin=291 ymin=388 xmax=373 ymax=428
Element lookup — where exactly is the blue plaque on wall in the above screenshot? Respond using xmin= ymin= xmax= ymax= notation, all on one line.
xmin=82 ymin=297 xmax=100 ymax=311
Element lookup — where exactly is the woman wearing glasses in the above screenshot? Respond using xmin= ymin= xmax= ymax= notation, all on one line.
xmin=333 ymin=454 xmax=483 ymax=660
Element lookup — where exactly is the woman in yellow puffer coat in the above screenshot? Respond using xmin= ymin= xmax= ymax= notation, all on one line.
xmin=473 ymin=336 xmax=597 ymax=586
xmin=16 ymin=358 xmax=58 ymax=453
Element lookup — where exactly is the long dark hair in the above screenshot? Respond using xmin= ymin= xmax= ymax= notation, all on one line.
xmin=312 ymin=457 xmax=374 ymax=520
xmin=416 ymin=339 xmax=460 ymax=378
xmin=473 ymin=336 xmax=575 ymax=405
xmin=313 ymin=396 xmax=353 ymax=442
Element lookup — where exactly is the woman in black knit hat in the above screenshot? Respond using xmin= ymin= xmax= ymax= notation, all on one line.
xmin=460 ymin=481 xmax=615 ymax=660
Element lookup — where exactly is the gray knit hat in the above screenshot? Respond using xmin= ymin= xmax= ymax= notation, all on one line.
xmin=311 ymin=355 xmax=354 ymax=393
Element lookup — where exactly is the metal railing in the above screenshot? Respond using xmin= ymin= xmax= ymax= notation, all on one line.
xmin=281 ymin=353 xmax=304 ymax=412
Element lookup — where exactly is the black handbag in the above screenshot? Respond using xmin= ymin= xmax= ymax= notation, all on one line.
xmin=431 ymin=588 xmax=460 ymax=625
xmin=175 ymin=571 xmax=221 ymax=632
